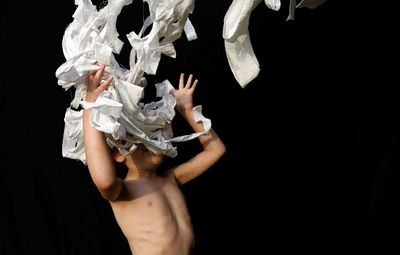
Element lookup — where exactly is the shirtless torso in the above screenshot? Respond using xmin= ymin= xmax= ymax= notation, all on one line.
xmin=110 ymin=174 xmax=194 ymax=255
xmin=83 ymin=69 xmax=225 ymax=255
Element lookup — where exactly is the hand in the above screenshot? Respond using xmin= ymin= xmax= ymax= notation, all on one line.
xmin=171 ymin=73 xmax=198 ymax=114
xmin=85 ymin=64 xmax=113 ymax=102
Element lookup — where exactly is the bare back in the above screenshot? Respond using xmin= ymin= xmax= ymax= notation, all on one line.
xmin=110 ymin=174 xmax=194 ymax=255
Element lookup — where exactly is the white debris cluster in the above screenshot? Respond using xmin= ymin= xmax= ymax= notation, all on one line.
xmin=56 ymin=0 xmax=210 ymax=164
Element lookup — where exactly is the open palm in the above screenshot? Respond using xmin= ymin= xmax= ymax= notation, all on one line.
xmin=172 ymin=73 xmax=198 ymax=113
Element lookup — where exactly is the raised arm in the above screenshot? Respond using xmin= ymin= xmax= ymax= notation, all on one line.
xmin=169 ymin=73 xmax=226 ymax=185
xmin=83 ymin=64 xmax=123 ymax=201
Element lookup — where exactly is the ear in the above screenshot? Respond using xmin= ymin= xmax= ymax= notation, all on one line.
xmin=112 ymin=147 xmax=125 ymax=163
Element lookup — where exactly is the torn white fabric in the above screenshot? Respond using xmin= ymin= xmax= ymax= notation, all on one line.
xmin=126 ymin=0 xmax=197 ymax=84
xmin=56 ymin=0 xmax=209 ymax=164
xmin=223 ymin=0 xmax=271 ymax=88
xmin=223 ymin=0 xmax=327 ymax=87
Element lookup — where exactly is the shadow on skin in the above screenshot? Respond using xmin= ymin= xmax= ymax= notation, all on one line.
xmin=117 ymin=178 xmax=168 ymax=201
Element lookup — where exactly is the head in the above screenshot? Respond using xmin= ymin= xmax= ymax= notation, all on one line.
xmin=112 ymin=143 xmax=165 ymax=173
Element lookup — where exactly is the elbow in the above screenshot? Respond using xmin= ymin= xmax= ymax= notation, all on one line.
xmin=93 ymin=174 xmax=113 ymax=191
xmin=101 ymin=182 xmax=122 ymax=201
xmin=208 ymin=141 xmax=226 ymax=160
xmin=221 ymin=143 xmax=226 ymax=156
xmin=217 ymin=142 xmax=226 ymax=159
xmin=93 ymin=175 xmax=120 ymax=201
xmin=101 ymin=189 xmax=120 ymax=201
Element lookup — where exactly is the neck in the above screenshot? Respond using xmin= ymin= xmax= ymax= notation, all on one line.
xmin=125 ymin=168 xmax=158 ymax=180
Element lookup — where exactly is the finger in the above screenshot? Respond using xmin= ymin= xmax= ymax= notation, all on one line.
xmin=98 ymin=76 xmax=113 ymax=91
xmin=179 ymin=73 xmax=184 ymax=89
xmin=185 ymin=74 xmax=193 ymax=88
xmin=170 ymin=88 xmax=176 ymax=96
xmin=95 ymin=64 xmax=106 ymax=81
xmin=190 ymin=79 xmax=198 ymax=92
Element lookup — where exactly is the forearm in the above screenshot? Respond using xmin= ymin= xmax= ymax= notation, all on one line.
xmin=169 ymin=74 xmax=226 ymax=184
xmin=180 ymin=108 xmax=225 ymax=156
xmin=83 ymin=109 xmax=122 ymax=200
xmin=171 ymin=108 xmax=226 ymax=185
xmin=179 ymin=108 xmax=205 ymax=133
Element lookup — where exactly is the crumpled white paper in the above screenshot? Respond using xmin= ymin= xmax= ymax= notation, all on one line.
xmin=223 ymin=0 xmax=327 ymax=88
xmin=56 ymin=0 xmax=210 ymax=164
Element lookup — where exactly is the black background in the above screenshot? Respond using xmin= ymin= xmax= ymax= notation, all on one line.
xmin=1 ymin=0 xmax=398 ymax=254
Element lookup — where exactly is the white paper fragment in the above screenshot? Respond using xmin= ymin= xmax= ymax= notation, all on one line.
xmin=264 ymin=0 xmax=281 ymax=11
xmin=223 ymin=0 xmax=327 ymax=87
xmin=223 ymin=0 xmax=265 ymax=88
xmin=184 ymin=18 xmax=198 ymax=41
xmin=224 ymin=35 xmax=260 ymax=88
xmin=56 ymin=0 xmax=208 ymax=164
xmin=62 ymin=108 xmax=85 ymax=162
xmin=167 ymin=105 xmax=211 ymax=143
xmin=286 ymin=0 xmax=297 ymax=21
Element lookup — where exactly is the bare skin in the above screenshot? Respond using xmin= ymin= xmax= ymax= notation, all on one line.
xmin=83 ymin=65 xmax=226 ymax=255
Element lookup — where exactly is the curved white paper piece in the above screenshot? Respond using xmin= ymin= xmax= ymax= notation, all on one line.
xmin=224 ymin=36 xmax=260 ymax=88
xmin=223 ymin=0 xmax=326 ymax=87
xmin=56 ymin=0 xmax=209 ymax=164
xmin=223 ymin=0 xmax=264 ymax=88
